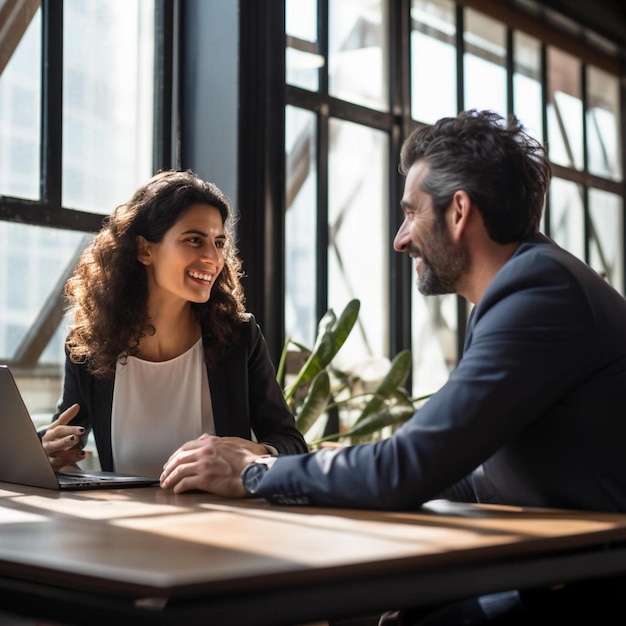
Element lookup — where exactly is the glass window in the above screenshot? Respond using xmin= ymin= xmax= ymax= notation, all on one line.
xmin=547 ymin=47 xmax=583 ymax=170
xmin=410 ymin=0 xmax=457 ymax=123
xmin=286 ymin=0 xmax=322 ymax=91
xmin=589 ymin=188 xmax=623 ymax=293
xmin=41 ymin=309 xmax=76 ymax=366
xmin=0 ymin=222 xmax=89 ymax=363
xmin=412 ymin=293 xmax=457 ymax=396
xmin=463 ymin=9 xmax=506 ymax=116
xmin=513 ymin=31 xmax=542 ymax=142
xmin=328 ymin=118 xmax=389 ymax=366
xmin=284 ymin=1 xmax=625 ymax=403
xmin=62 ymin=0 xmax=155 ymax=214
xmin=549 ymin=177 xmax=585 ymax=261
xmin=587 ymin=65 xmax=622 ymax=181
xmin=0 ymin=6 xmax=41 ymax=200
xmin=329 ymin=0 xmax=389 ymax=111
xmin=285 ymin=105 xmax=318 ymax=346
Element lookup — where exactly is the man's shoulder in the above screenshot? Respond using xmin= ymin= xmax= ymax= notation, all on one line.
xmin=489 ymin=233 xmax=626 ymax=317
xmin=480 ymin=236 xmax=592 ymax=315
xmin=514 ymin=233 xmax=569 ymax=263
xmin=507 ymin=234 xmax=591 ymax=280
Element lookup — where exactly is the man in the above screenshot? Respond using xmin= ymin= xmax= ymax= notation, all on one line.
xmin=161 ymin=109 xmax=626 ymax=623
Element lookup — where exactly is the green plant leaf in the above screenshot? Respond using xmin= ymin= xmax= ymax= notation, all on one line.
xmin=280 ymin=298 xmax=437 ymax=447
xmin=306 ymin=298 xmax=360 ymax=371
xmin=311 ymin=404 xmax=416 ymax=445
xmin=296 ymin=370 xmax=331 ymax=435
xmin=276 ymin=337 xmax=314 ymax=386
xmin=284 ymin=299 xmax=360 ymax=401
xmin=388 ymin=388 xmax=414 ymax=406
xmin=353 ymin=350 xmax=412 ymax=425
xmin=290 ymin=339 xmax=312 ymax=353
xmin=347 ymin=403 xmax=416 ymax=436
xmin=276 ymin=336 xmax=291 ymax=383
xmin=329 ymin=298 xmax=361 ymax=352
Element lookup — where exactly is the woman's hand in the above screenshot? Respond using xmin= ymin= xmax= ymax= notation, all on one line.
xmin=160 ymin=434 xmax=261 ymax=496
xmin=41 ymin=404 xmax=87 ymax=471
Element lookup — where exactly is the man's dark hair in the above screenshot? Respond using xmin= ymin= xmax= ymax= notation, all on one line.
xmin=399 ymin=109 xmax=551 ymax=243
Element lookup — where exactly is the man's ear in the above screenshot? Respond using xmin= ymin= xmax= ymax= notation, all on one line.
xmin=136 ymin=235 xmax=151 ymax=265
xmin=449 ymin=190 xmax=473 ymax=240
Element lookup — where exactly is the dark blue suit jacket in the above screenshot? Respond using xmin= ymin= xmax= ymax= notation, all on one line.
xmin=256 ymin=234 xmax=626 ymax=512
xmin=52 ymin=315 xmax=307 ymax=471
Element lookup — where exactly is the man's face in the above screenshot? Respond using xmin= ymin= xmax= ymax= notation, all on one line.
xmin=393 ymin=161 xmax=469 ymax=296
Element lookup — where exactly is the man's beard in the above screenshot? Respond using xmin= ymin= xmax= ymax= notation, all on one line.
xmin=416 ymin=229 xmax=469 ymax=296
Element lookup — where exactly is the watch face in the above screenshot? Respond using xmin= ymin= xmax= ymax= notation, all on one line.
xmin=242 ymin=462 xmax=268 ymax=495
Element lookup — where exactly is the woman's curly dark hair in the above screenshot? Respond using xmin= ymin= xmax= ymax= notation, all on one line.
xmin=65 ymin=169 xmax=246 ymax=378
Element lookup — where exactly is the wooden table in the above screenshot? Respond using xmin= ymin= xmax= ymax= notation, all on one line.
xmin=0 ymin=482 xmax=626 ymax=625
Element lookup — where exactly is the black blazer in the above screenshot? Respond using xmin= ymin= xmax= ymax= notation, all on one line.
xmin=255 ymin=234 xmax=626 ymax=513
xmin=52 ymin=315 xmax=307 ymax=471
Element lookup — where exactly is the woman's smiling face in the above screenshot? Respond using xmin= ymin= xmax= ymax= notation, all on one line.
xmin=138 ymin=202 xmax=226 ymax=305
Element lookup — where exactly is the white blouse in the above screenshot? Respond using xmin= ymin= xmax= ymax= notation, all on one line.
xmin=111 ymin=338 xmax=215 ymax=478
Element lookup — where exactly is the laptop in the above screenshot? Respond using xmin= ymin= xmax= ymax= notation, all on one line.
xmin=0 ymin=365 xmax=159 ymax=490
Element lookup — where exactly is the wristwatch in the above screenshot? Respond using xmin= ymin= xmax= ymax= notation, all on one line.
xmin=240 ymin=455 xmax=276 ymax=495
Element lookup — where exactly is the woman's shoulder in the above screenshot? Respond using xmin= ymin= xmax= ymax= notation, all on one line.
xmin=200 ymin=311 xmax=260 ymax=347
xmin=237 ymin=312 xmax=262 ymax=341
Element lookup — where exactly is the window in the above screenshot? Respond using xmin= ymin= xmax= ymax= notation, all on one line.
xmin=285 ymin=0 xmax=394 ymax=372
xmin=2 ymin=0 xmax=624 ymax=421
xmin=0 ymin=0 xmax=156 ymax=416
xmin=283 ymin=0 xmax=625 ymax=401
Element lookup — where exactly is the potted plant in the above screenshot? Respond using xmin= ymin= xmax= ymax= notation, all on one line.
xmin=276 ymin=298 xmax=434 ymax=449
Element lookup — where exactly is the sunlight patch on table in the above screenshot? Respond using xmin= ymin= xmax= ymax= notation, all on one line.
xmin=0 ymin=508 xmax=46 ymax=523
xmin=12 ymin=494 xmax=187 ymax=520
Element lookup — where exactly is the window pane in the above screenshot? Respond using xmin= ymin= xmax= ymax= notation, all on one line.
xmin=328 ymin=119 xmax=389 ymax=365
xmin=547 ymin=47 xmax=583 ymax=170
xmin=0 ymin=6 xmax=41 ymax=200
xmin=62 ymin=0 xmax=155 ymax=214
xmin=15 ymin=371 xmax=65 ymax=422
xmin=329 ymin=0 xmax=389 ymax=111
xmin=589 ymin=188 xmax=623 ymax=293
xmin=549 ymin=178 xmax=584 ymax=261
xmin=513 ymin=31 xmax=542 ymax=142
xmin=41 ymin=308 xmax=75 ymax=366
xmin=410 ymin=0 xmax=457 ymax=123
xmin=463 ymin=9 xmax=506 ymax=116
xmin=285 ymin=106 xmax=318 ymax=346
xmin=0 ymin=222 xmax=88 ymax=363
xmin=587 ymin=66 xmax=622 ymax=181
xmin=412 ymin=293 xmax=457 ymax=396
xmin=286 ymin=0 xmax=321 ymax=91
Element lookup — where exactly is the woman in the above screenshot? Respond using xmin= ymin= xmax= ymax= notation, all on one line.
xmin=41 ymin=169 xmax=307 ymax=487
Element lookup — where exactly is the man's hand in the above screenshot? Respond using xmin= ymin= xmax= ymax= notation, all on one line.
xmin=160 ymin=434 xmax=260 ymax=496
